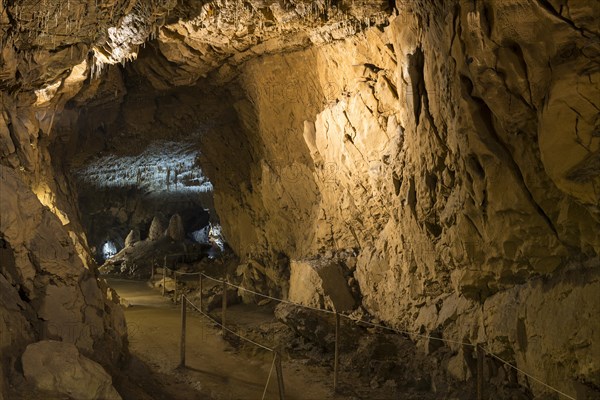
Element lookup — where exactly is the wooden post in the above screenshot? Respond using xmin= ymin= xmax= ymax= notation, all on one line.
xmin=174 ymin=272 xmax=178 ymax=304
xmin=162 ymin=266 xmax=166 ymax=296
xmin=199 ymin=275 xmax=203 ymax=311
xmin=221 ymin=278 xmax=227 ymax=336
xmin=477 ymin=344 xmax=484 ymax=400
xmin=179 ymin=295 xmax=187 ymax=368
xmin=162 ymin=256 xmax=167 ymax=297
xmin=334 ymin=311 xmax=340 ymax=392
xmin=275 ymin=351 xmax=286 ymax=400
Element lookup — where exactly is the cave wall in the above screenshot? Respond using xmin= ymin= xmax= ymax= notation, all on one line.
xmin=0 ymin=140 xmax=127 ymax=398
xmin=0 ymin=1 xmax=152 ymax=396
xmin=199 ymin=1 xmax=599 ymax=397
xmin=0 ymin=0 xmax=598 ymax=398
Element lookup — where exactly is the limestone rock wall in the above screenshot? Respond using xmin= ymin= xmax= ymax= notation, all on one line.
xmin=0 ymin=0 xmax=598 ymax=398
xmin=0 ymin=94 xmax=129 ymax=397
xmin=0 ymin=166 xmax=127 ymax=397
xmin=0 ymin=1 xmax=148 ymax=395
xmin=200 ymin=1 xmax=600 ymax=397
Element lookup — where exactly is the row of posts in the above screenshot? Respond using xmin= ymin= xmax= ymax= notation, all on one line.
xmin=156 ymin=257 xmax=202 ymax=303
xmin=178 ymin=293 xmax=286 ymax=400
xmin=158 ymin=255 xmax=287 ymax=399
xmin=155 ymin=258 xmax=487 ymax=399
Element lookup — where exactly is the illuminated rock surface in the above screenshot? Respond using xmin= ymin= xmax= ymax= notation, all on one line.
xmin=0 ymin=0 xmax=598 ymax=399
xmin=22 ymin=340 xmax=122 ymax=400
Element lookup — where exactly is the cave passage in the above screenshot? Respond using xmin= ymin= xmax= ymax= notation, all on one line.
xmin=1 ymin=1 xmax=599 ymax=400
xmin=101 ymin=241 xmax=118 ymax=261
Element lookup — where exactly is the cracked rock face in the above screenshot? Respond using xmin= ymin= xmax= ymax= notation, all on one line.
xmin=22 ymin=340 xmax=122 ymax=400
xmin=1 ymin=0 xmax=599 ymax=398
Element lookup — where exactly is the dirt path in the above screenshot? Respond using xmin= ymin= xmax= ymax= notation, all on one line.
xmin=108 ymin=279 xmax=338 ymax=400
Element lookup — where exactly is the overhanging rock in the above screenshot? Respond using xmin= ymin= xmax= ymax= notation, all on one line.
xmin=289 ymin=258 xmax=356 ymax=312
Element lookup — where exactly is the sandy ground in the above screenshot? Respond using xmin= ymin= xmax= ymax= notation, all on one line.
xmin=108 ymin=279 xmax=341 ymax=400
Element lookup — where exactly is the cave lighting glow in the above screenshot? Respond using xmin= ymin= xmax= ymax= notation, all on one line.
xmin=75 ymin=141 xmax=213 ymax=194
xmin=102 ymin=241 xmax=118 ymax=259
xmin=191 ymin=225 xmax=210 ymax=243
xmin=209 ymin=223 xmax=225 ymax=251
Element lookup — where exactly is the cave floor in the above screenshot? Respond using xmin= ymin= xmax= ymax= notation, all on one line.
xmin=107 ymin=279 xmax=338 ymax=400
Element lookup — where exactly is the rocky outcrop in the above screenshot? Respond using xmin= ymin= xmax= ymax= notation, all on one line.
xmin=124 ymin=229 xmax=140 ymax=247
xmin=131 ymin=0 xmax=390 ymax=88
xmin=197 ymin=2 xmax=599 ymax=397
xmin=289 ymin=258 xmax=356 ymax=312
xmin=1 ymin=0 xmax=598 ymax=398
xmin=166 ymin=213 xmax=185 ymax=241
xmin=148 ymin=216 xmax=165 ymax=241
xmin=22 ymin=341 xmax=121 ymax=400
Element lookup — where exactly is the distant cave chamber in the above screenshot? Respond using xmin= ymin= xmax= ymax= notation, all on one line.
xmin=101 ymin=240 xmax=118 ymax=260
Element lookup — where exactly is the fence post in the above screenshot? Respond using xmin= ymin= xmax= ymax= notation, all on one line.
xmin=275 ymin=351 xmax=286 ymax=400
xmin=162 ymin=267 xmax=166 ymax=297
xmin=174 ymin=272 xmax=178 ymax=304
xmin=477 ymin=344 xmax=484 ymax=400
xmin=222 ymin=277 xmax=227 ymax=336
xmin=179 ymin=295 xmax=187 ymax=368
xmin=199 ymin=275 xmax=203 ymax=311
xmin=334 ymin=311 xmax=340 ymax=392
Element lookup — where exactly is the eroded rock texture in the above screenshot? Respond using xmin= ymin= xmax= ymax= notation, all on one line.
xmin=203 ymin=2 xmax=600 ymax=397
xmin=1 ymin=0 xmax=598 ymax=398
xmin=22 ymin=340 xmax=122 ymax=400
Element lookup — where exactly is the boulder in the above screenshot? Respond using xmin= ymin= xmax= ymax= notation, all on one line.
xmin=154 ymin=276 xmax=176 ymax=292
xmin=166 ymin=214 xmax=185 ymax=241
xmin=124 ymin=229 xmax=140 ymax=247
xmin=288 ymin=259 xmax=356 ymax=312
xmin=274 ymin=303 xmax=363 ymax=352
xmin=147 ymin=216 xmax=165 ymax=241
xmin=206 ymin=288 xmax=241 ymax=312
xmin=22 ymin=340 xmax=121 ymax=400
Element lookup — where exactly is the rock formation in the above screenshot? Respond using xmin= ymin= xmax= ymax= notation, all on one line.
xmin=74 ymin=142 xmax=214 ymax=262
xmin=0 ymin=166 xmax=126 ymax=398
xmin=166 ymin=214 xmax=185 ymax=241
xmin=289 ymin=258 xmax=356 ymax=312
xmin=22 ymin=341 xmax=122 ymax=400
xmin=124 ymin=229 xmax=140 ymax=248
xmin=1 ymin=0 xmax=598 ymax=398
xmin=148 ymin=216 xmax=165 ymax=241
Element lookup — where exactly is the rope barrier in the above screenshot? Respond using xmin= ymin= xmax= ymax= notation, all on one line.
xmin=184 ymin=297 xmax=274 ymax=352
xmin=203 ymin=272 xmax=476 ymax=348
xmin=481 ymin=347 xmax=576 ymax=400
xmin=338 ymin=314 xmax=475 ymax=347
xmin=262 ymin=354 xmax=277 ymax=400
xmin=161 ymin=265 xmax=203 ymax=276
xmin=201 ymin=273 xmax=337 ymax=315
xmin=162 ymin=264 xmax=575 ymax=399
xmin=174 ymin=270 xmax=203 ymax=276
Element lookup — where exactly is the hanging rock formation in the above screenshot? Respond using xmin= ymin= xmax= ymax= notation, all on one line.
xmin=289 ymin=258 xmax=356 ymax=312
